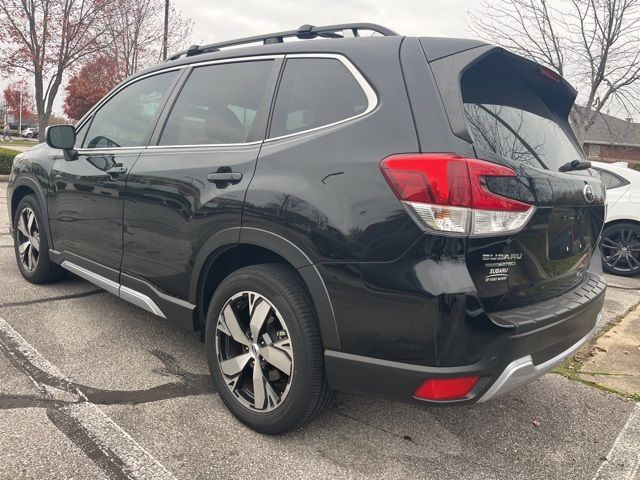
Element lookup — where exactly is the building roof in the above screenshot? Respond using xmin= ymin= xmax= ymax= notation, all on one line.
xmin=572 ymin=107 xmax=640 ymax=147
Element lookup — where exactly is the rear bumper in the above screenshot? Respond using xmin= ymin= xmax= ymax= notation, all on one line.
xmin=325 ymin=292 xmax=604 ymax=405
xmin=478 ymin=316 xmax=599 ymax=402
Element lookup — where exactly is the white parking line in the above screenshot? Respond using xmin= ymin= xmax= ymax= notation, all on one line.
xmin=0 ymin=316 xmax=177 ymax=480
xmin=593 ymin=402 xmax=640 ymax=480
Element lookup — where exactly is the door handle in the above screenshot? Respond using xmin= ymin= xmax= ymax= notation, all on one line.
xmin=106 ymin=164 xmax=128 ymax=177
xmin=207 ymin=170 xmax=243 ymax=184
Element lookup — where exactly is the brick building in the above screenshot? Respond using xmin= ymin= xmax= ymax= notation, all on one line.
xmin=571 ymin=109 xmax=640 ymax=166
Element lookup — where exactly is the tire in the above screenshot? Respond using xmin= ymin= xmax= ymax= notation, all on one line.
xmin=205 ymin=264 xmax=333 ymax=434
xmin=13 ymin=195 xmax=67 ymax=284
xmin=600 ymin=222 xmax=640 ymax=276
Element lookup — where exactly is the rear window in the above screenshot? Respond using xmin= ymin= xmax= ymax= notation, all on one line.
xmin=462 ymin=74 xmax=582 ymax=171
xmin=594 ymin=168 xmax=629 ymax=190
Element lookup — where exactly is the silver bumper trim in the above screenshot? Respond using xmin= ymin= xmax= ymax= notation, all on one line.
xmin=479 ymin=312 xmax=602 ymax=402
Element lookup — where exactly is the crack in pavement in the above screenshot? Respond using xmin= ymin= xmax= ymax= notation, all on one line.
xmin=0 ymin=289 xmax=105 ymax=308
xmin=0 ymin=348 xmax=215 ymax=410
xmin=330 ymin=407 xmax=414 ymax=443
xmin=0 ymin=316 xmax=215 ymax=479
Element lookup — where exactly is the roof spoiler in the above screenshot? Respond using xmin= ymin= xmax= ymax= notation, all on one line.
xmin=426 ymin=44 xmax=577 ymax=143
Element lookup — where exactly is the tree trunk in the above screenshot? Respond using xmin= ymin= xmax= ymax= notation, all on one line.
xmin=38 ymin=114 xmax=49 ymax=143
xmin=33 ymin=68 xmax=48 ymax=143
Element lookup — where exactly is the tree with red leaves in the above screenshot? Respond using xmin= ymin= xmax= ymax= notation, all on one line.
xmin=62 ymin=0 xmax=192 ymax=121
xmin=0 ymin=0 xmax=110 ymax=140
xmin=63 ymin=56 xmax=119 ymax=121
xmin=3 ymin=82 xmax=35 ymax=124
xmin=62 ymin=0 xmax=192 ymax=122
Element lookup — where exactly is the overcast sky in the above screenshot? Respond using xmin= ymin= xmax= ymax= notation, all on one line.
xmin=4 ymin=0 xmax=480 ymax=117
xmin=186 ymin=0 xmax=478 ymax=45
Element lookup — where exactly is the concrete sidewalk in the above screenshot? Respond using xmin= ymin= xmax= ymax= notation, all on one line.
xmin=579 ymin=305 xmax=640 ymax=398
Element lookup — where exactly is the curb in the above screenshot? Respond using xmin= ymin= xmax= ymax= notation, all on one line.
xmin=0 ymin=175 xmax=9 ymax=182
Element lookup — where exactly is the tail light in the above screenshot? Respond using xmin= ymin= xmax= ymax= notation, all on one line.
xmin=380 ymin=154 xmax=534 ymax=236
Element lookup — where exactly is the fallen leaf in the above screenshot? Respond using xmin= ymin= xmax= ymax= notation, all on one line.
xmin=403 ymin=435 xmax=412 ymax=442
xmin=624 ymin=351 xmax=630 ymax=355
xmin=532 ymin=420 xmax=541 ymax=428
xmin=595 ymin=346 xmax=607 ymax=352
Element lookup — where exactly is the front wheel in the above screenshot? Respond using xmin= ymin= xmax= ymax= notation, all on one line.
xmin=13 ymin=195 xmax=66 ymax=284
xmin=205 ymin=264 xmax=332 ymax=434
xmin=600 ymin=222 xmax=640 ymax=276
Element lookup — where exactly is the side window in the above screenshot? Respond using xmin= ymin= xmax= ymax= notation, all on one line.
xmin=74 ymin=120 xmax=89 ymax=149
xmin=84 ymin=71 xmax=177 ymax=149
xmin=269 ymin=58 xmax=368 ymax=138
xmin=596 ymin=169 xmax=629 ymax=190
xmin=159 ymin=61 xmax=273 ymax=146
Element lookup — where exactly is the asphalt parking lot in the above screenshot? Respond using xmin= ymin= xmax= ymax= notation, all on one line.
xmin=1 ymin=181 xmax=639 ymax=480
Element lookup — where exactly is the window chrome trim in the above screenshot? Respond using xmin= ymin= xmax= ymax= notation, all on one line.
xmin=74 ymin=52 xmax=377 ymax=151
xmin=75 ymin=55 xmax=284 ymax=151
xmin=264 ymin=53 xmax=379 ymax=143
xmin=178 ymin=54 xmax=284 ymax=69
xmin=146 ymin=140 xmax=263 ymax=150
xmin=75 ymin=147 xmax=145 ymax=155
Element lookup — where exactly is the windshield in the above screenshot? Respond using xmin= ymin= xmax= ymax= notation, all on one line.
xmin=464 ymin=102 xmax=583 ymax=171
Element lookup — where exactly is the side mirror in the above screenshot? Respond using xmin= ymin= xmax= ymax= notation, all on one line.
xmin=46 ymin=125 xmax=77 ymax=160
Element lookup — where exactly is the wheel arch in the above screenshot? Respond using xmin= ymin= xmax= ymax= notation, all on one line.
xmin=190 ymin=227 xmax=340 ymax=350
xmin=603 ymin=218 xmax=640 ymax=229
xmin=10 ymin=175 xmax=52 ymax=241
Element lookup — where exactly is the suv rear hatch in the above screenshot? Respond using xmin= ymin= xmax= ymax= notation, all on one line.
xmin=426 ymin=44 xmax=606 ymax=312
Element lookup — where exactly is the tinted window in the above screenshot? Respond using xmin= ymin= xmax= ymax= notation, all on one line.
xmin=159 ymin=61 xmax=273 ymax=145
xmin=596 ymin=169 xmax=628 ymax=190
xmin=462 ymin=75 xmax=582 ymax=171
xmin=84 ymin=71 xmax=177 ymax=149
xmin=269 ymin=58 xmax=368 ymax=138
xmin=74 ymin=121 xmax=88 ymax=149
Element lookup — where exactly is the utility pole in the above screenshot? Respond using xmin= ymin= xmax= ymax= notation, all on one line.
xmin=18 ymin=91 xmax=22 ymax=136
xmin=162 ymin=0 xmax=169 ymax=60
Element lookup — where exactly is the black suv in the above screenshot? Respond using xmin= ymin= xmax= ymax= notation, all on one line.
xmin=7 ymin=23 xmax=607 ymax=434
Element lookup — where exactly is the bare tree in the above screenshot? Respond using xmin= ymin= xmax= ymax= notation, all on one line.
xmin=0 ymin=0 xmax=109 ymax=141
xmin=102 ymin=0 xmax=193 ymax=81
xmin=470 ymin=0 xmax=640 ymax=142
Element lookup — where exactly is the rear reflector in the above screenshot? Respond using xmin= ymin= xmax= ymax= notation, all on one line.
xmin=380 ymin=154 xmax=534 ymax=236
xmin=414 ymin=376 xmax=480 ymax=401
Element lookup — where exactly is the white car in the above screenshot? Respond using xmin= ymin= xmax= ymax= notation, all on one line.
xmin=20 ymin=127 xmax=38 ymax=138
xmin=592 ymin=161 xmax=640 ymax=276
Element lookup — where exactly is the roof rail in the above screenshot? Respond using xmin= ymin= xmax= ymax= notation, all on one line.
xmin=166 ymin=23 xmax=399 ymax=61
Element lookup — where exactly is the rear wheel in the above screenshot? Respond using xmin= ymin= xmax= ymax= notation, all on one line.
xmin=13 ymin=195 xmax=66 ymax=284
xmin=601 ymin=222 xmax=640 ymax=276
xmin=205 ymin=264 xmax=332 ymax=434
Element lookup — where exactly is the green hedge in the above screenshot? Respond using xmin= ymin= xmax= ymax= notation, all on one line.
xmin=0 ymin=147 xmax=17 ymax=175
xmin=629 ymin=162 xmax=640 ymax=172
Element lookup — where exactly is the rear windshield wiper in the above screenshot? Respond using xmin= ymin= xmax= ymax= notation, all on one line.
xmin=559 ymin=159 xmax=591 ymax=172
